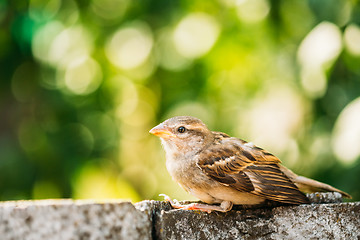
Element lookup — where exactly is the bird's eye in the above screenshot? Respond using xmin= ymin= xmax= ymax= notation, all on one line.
xmin=177 ymin=126 xmax=186 ymax=133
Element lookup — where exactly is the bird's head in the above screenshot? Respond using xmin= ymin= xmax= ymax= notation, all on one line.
xmin=150 ymin=116 xmax=214 ymax=156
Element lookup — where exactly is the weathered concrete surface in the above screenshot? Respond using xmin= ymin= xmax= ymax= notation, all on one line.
xmin=0 ymin=193 xmax=359 ymax=240
xmin=153 ymin=200 xmax=360 ymax=240
xmin=0 ymin=199 xmax=151 ymax=240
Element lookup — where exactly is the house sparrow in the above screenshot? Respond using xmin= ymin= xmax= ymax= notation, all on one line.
xmin=150 ymin=116 xmax=351 ymax=213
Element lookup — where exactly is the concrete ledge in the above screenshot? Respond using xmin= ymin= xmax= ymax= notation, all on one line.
xmin=0 ymin=194 xmax=359 ymax=240
xmin=153 ymin=202 xmax=360 ymax=239
xmin=0 ymin=200 xmax=151 ymax=240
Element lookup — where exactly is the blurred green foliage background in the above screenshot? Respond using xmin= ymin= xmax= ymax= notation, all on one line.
xmin=1 ymin=0 xmax=360 ymax=202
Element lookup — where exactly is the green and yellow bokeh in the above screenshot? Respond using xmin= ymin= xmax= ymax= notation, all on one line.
xmin=0 ymin=0 xmax=359 ymax=202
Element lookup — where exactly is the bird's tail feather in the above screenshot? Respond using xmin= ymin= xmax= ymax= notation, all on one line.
xmin=293 ymin=175 xmax=351 ymax=199
xmin=280 ymin=165 xmax=352 ymax=199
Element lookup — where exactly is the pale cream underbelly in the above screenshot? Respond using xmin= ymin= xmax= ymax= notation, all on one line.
xmin=186 ymin=185 xmax=265 ymax=205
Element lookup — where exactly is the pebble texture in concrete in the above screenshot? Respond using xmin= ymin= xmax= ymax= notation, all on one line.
xmin=0 ymin=193 xmax=359 ymax=240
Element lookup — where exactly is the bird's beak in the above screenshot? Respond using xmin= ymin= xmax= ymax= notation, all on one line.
xmin=149 ymin=124 xmax=176 ymax=139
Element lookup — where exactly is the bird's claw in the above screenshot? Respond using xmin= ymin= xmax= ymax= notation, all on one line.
xmin=159 ymin=193 xmax=179 ymax=205
xmin=159 ymin=193 xmax=171 ymax=202
xmin=159 ymin=193 xmax=213 ymax=213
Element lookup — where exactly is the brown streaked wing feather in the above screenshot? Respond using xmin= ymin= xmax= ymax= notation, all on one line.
xmin=246 ymin=164 xmax=309 ymax=204
xmin=239 ymin=143 xmax=309 ymax=204
xmin=197 ymin=144 xmax=255 ymax=192
xmin=198 ymin=134 xmax=309 ymax=204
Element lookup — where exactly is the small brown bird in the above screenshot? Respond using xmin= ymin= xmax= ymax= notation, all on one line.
xmin=150 ymin=116 xmax=351 ymax=213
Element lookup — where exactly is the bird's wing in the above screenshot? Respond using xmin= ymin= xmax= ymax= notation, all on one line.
xmin=197 ymin=134 xmax=309 ymax=204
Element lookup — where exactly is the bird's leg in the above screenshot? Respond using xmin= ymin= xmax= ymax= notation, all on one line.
xmin=160 ymin=194 xmax=233 ymax=213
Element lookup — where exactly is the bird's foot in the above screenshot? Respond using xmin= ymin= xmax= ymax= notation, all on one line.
xmin=159 ymin=194 xmax=233 ymax=213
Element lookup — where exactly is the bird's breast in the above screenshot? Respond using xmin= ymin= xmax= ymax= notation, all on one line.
xmin=166 ymin=154 xmax=210 ymax=188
